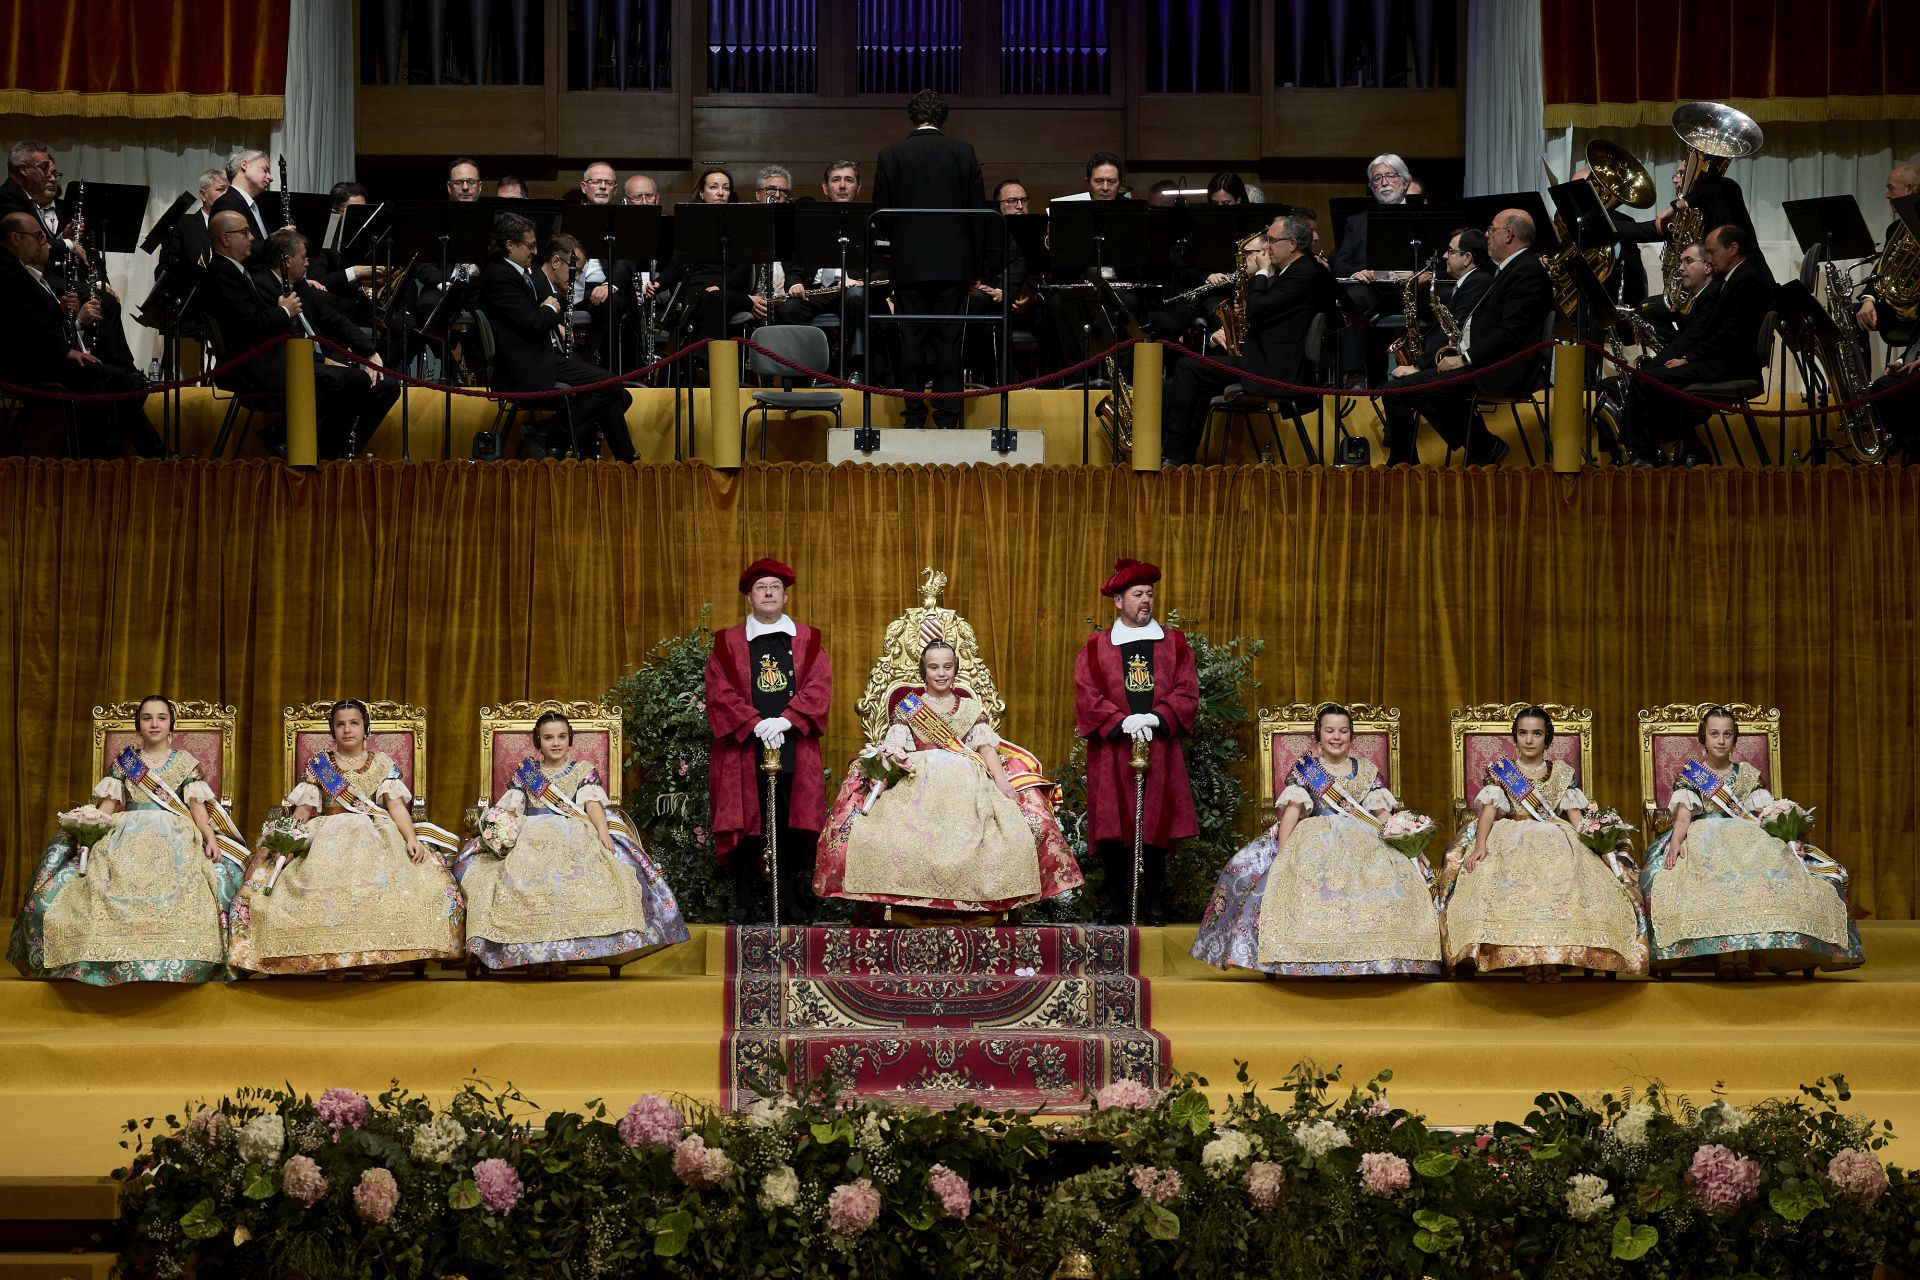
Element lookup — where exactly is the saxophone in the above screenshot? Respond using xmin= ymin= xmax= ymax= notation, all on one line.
xmin=1388 ymin=252 xmax=1440 ymax=367
xmin=1208 ymin=231 xmax=1263 ymax=358
xmin=1430 ymin=289 xmax=1463 ymax=363
xmin=1660 ymin=202 xmax=1705 ymax=310
xmin=1822 ymin=259 xmax=1888 ymax=461
xmin=1094 ymin=358 xmax=1133 ymax=456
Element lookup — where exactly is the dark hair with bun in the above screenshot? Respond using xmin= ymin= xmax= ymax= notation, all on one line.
xmin=1511 ymin=704 xmax=1555 ymax=747
xmin=1697 ymin=705 xmax=1740 ymax=744
xmin=534 ymin=710 xmax=574 ymax=742
xmin=1314 ymin=703 xmax=1353 ymax=740
xmin=135 ymin=694 xmax=176 ymax=731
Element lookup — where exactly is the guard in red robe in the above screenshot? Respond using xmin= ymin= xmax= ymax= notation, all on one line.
xmin=1072 ymin=558 xmax=1199 ymax=924
xmin=705 ymin=558 xmax=833 ymax=924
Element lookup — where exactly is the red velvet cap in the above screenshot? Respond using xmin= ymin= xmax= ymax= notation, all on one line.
xmin=1100 ymin=557 xmax=1160 ymax=596
xmin=739 ymin=558 xmax=795 ymax=593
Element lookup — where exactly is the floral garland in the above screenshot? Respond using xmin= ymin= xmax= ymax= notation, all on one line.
xmin=111 ymin=1064 xmax=1917 ymax=1279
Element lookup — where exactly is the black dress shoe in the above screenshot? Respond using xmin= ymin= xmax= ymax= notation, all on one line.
xmin=1467 ymin=438 xmax=1511 ymax=467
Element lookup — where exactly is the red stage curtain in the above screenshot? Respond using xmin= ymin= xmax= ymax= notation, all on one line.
xmin=1542 ymin=0 xmax=1920 ymax=128
xmin=0 ymin=0 xmax=290 ymax=120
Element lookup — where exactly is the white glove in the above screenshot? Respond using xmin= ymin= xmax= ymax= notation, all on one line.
xmin=1121 ymin=712 xmax=1159 ymax=742
xmin=754 ymin=716 xmax=793 ymax=748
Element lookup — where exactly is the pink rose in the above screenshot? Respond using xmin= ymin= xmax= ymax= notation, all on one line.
xmin=280 ymin=1154 xmax=328 ymax=1207
xmin=1685 ymin=1144 xmax=1761 ymax=1214
xmin=352 ymin=1167 xmax=400 ymax=1224
xmin=315 ymin=1088 xmax=371 ymax=1140
xmin=1359 ymin=1151 xmax=1412 ymax=1198
xmin=827 ymin=1177 xmax=883 ymax=1236
xmin=617 ymin=1094 xmax=686 ymax=1149
xmin=928 ymin=1164 xmax=971 ymax=1219
xmin=1827 ymin=1148 xmax=1889 ymax=1203
xmin=1094 ymin=1079 xmax=1158 ymax=1111
xmin=473 ymin=1157 xmax=522 ymax=1215
xmin=1245 ymin=1160 xmax=1286 ymax=1212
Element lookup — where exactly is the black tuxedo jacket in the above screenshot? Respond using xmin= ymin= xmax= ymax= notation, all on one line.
xmin=1240 ymin=255 xmax=1335 ymax=382
xmin=209 ymin=188 xmax=275 ymax=267
xmin=199 ymin=253 xmax=299 ymax=389
xmin=478 ymin=257 xmax=567 ymax=390
xmin=873 ymin=127 xmax=986 ymax=285
xmin=250 ymin=266 xmax=375 ymax=359
xmin=0 ymin=253 xmax=77 ymax=381
xmin=1329 ymin=209 xmax=1372 ymax=277
xmin=0 ymin=177 xmax=76 ymax=275
xmin=1662 ymin=257 xmax=1776 ymax=383
xmin=164 ymin=208 xmax=213 ymax=273
xmin=1462 ymin=250 xmax=1553 ymax=397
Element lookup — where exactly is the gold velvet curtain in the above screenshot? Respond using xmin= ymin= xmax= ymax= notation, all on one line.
xmin=3 ymin=458 xmax=1914 ymax=917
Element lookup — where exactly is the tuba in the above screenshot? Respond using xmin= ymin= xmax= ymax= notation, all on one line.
xmin=1546 ymin=139 xmax=1655 ymax=317
xmin=1871 ymin=222 xmax=1920 ymax=319
xmin=1821 ymin=259 xmax=1889 ymax=461
xmin=1660 ymin=102 xmax=1763 ymax=307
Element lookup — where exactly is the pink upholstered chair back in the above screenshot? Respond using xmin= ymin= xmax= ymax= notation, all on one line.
xmin=477 ymin=701 xmax=626 ymax=808
xmin=1636 ymin=703 xmax=1782 ymax=834
xmin=94 ymin=700 xmax=238 ymax=805
xmin=282 ymin=700 xmax=428 ymax=797
xmin=1450 ymin=703 xmax=1593 ymax=806
xmin=1256 ymin=704 xmax=1402 ymax=812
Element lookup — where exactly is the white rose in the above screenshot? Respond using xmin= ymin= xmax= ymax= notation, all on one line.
xmin=236 ymin=1113 xmax=284 ymax=1167
xmin=1201 ymin=1130 xmax=1253 ymax=1175
xmin=1565 ymin=1173 xmax=1615 ymax=1222
xmin=759 ymin=1164 xmax=801 ymax=1212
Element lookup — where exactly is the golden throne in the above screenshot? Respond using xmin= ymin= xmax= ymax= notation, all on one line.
xmin=1256 ymin=702 xmax=1402 ymax=819
xmin=93 ymin=698 xmax=239 ymax=813
xmin=476 ymin=698 xmax=640 ymax=837
xmin=1448 ymin=701 xmax=1593 ymax=830
xmin=856 ymin=567 xmax=1006 ymax=742
xmin=1636 ymin=701 xmax=1780 ymax=843
xmin=281 ymin=698 xmax=434 ymax=827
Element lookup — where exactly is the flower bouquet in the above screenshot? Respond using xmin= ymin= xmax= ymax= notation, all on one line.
xmin=479 ymin=805 xmax=521 ymax=856
xmin=1379 ymin=809 xmax=1435 ymax=858
xmin=1576 ymin=808 xmax=1633 ymax=855
xmin=856 ymin=744 xmax=911 ymax=814
xmin=1755 ymin=797 xmax=1815 ymax=845
xmin=258 ymin=815 xmax=313 ymax=893
xmin=57 ymin=804 xmax=118 ymax=876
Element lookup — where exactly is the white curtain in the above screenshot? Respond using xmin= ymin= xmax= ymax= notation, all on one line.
xmin=0 ymin=0 xmax=356 ymax=368
xmin=1463 ymin=0 xmax=1545 ymax=199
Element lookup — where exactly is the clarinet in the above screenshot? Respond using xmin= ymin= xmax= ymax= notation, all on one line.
xmin=69 ymin=179 xmax=93 ymax=353
xmin=639 ymin=256 xmax=659 ymax=363
xmin=276 ymin=155 xmax=292 ymax=230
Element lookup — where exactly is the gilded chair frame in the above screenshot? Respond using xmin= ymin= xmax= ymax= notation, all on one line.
xmin=1255 ymin=702 xmax=1402 ymax=816
xmin=281 ymin=699 xmax=430 ymax=820
xmin=1449 ymin=701 xmax=1593 ymax=822
xmin=477 ymin=699 xmax=626 ymax=810
xmin=855 ymin=567 xmax=1006 ymax=743
xmin=92 ymin=699 xmax=239 ymax=810
xmin=1636 ymin=701 xmax=1781 ymax=841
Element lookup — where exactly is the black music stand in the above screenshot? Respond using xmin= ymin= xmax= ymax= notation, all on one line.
xmin=1183 ymin=206 xmax=1277 ymax=286
xmin=1050 ymin=201 xmax=1150 ymax=461
xmin=135 ymin=255 xmax=207 ymax=457
xmin=1462 ymin=191 xmax=1563 ymax=257
xmin=792 ymin=202 xmax=875 ymax=380
xmin=1364 ymin=206 xmax=1469 ymax=275
xmin=390 ymin=201 xmax=495 ymax=458
xmin=1782 ymin=196 xmax=1877 ymax=265
xmin=1773 ymin=278 xmax=1845 ymax=463
xmin=138 ymin=192 xmax=194 ymax=257
xmin=673 ymin=201 xmax=777 ymax=342
xmin=561 ymin=202 xmax=662 ymax=373
xmin=1327 ymin=196 xmax=1371 ymax=261
xmin=285 ymin=193 xmax=335 ymax=249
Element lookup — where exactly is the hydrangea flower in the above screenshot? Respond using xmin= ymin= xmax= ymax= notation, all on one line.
xmin=1094 ymin=1079 xmax=1158 ymax=1111
xmin=618 ymin=1094 xmax=686 ymax=1149
xmin=1130 ymin=1165 xmax=1182 ymax=1204
xmin=1201 ymin=1129 xmax=1253 ymax=1175
xmin=1611 ymin=1102 xmax=1656 ymax=1148
xmin=409 ymin=1115 xmax=467 ymax=1165
xmin=1827 ymin=1148 xmax=1889 ymax=1203
xmin=1358 ymin=1151 xmax=1411 ymax=1198
xmin=352 ymin=1168 xmax=400 ymax=1224
xmin=1244 ymin=1161 xmax=1286 ymax=1212
xmin=1292 ymin=1118 xmax=1352 ymax=1159
xmin=758 ymin=1164 xmax=801 ymax=1212
xmin=671 ymin=1134 xmax=734 ymax=1189
xmin=280 ymin=1154 xmax=328 ymax=1207
xmin=315 ymin=1088 xmax=371 ymax=1140
xmin=1564 ymin=1173 xmax=1614 ymax=1222
xmin=1686 ymin=1144 xmax=1762 ymax=1214
xmin=827 ymin=1178 xmax=883 ymax=1236
xmin=473 ymin=1158 xmax=523 ymax=1215
xmin=928 ymin=1164 xmax=971 ymax=1219
xmin=237 ymin=1113 xmax=285 ymax=1167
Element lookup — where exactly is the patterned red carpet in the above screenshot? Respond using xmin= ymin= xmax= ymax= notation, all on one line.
xmin=721 ymin=925 xmax=1170 ymax=1109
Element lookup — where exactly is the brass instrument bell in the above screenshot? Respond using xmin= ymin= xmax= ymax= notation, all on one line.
xmin=1583 ymin=139 xmax=1654 ymax=211
xmin=1670 ymin=101 xmax=1764 ymax=197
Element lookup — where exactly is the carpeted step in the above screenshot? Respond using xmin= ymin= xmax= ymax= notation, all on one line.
xmin=730 ymin=924 xmax=1147 ymax=979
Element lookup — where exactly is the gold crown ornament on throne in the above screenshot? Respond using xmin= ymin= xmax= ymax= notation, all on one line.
xmin=855 ymin=567 xmax=1008 ymax=743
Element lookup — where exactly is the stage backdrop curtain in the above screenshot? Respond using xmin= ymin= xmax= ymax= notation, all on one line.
xmin=0 ymin=461 xmax=1913 ymax=919
xmin=1464 ymin=0 xmax=1547 ymax=197
xmin=0 ymin=0 xmax=291 ymax=120
xmin=1542 ymin=0 xmax=1920 ymax=129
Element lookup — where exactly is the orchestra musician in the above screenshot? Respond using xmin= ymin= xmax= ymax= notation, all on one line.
xmin=1160 ymin=211 xmax=1334 ymax=465
xmin=255 ymin=227 xmax=400 ymax=457
xmin=447 ymin=158 xmax=483 ymax=202
xmin=2 ymin=141 xmax=86 ymax=275
xmin=210 ymin=149 xmax=280 ymax=266
xmin=1329 ymin=154 xmax=1420 ymax=385
xmin=1864 ymin=332 xmax=1920 ymax=460
xmin=1386 ymin=227 xmax=1492 ymax=378
xmin=965 ymin=178 xmax=1032 ymax=381
xmin=1852 ymin=163 xmax=1920 ymax=354
xmin=652 ymin=168 xmax=757 ymax=347
xmin=623 ymin=173 xmax=660 ymax=205
xmin=1616 ymin=224 xmax=1774 ymax=466
xmin=477 ymin=213 xmax=638 ymax=461
xmin=562 ymin=162 xmax=622 ymax=360
xmin=775 ymin=161 xmax=874 ymax=375
xmin=1380 ymin=207 xmax=1552 ymax=466
xmin=494 ymin=176 xmax=527 ymax=199
xmin=160 ymin=169 xmax=227 ymax=276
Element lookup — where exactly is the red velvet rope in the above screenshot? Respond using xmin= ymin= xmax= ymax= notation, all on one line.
xmin=0 ymin=334 xmax=295 ymax=402
xmin=739 ymin=338 xmax=1137 ymax=399
xmin=309 ymin=338 xmax=711 ymax=399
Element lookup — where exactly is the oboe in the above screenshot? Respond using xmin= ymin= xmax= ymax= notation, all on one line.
xmin=276 ymin=155 xmax=292 ymax=230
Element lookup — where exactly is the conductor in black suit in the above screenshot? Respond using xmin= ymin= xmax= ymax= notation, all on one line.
xmin=477 ymin=212 xmax=636 ymax=461
xmin=1161 ymin=211 xmax=1335 ymax=464
xmin=1619 ymin=223 xmax=1775 ymax=464
xmin=873 ymin=89 xmax=986 ymax=429
xmin=1381 ymin=208 xmax=1554 ymax=465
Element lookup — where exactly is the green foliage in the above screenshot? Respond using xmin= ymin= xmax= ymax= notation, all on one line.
xmin=1042 ymin=613 xmax=1264 ymax=922
xmin=108 ymin=1067 xmax=1920 ymax=1280
xmin=604 ymin=608 xmax=729 ymax=922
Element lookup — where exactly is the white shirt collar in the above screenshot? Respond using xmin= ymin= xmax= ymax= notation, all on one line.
xmin=746 ymin=613 xmax=797 ymax=641
xmin=1109 ymin=617 xmax=1165 ymax=644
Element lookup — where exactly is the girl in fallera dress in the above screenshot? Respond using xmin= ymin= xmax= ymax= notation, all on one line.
xmin=10 ymin=695 xmax=246 ymax=984
xmin=453 ymin=710 xmax=687 ymax=974
xmin=814 ymin=642 xmax=1081 ymax=917
xmin=1438 ymin=705 xmax=1648 ymax=981
xmin=1191 ymin=704 xmax=1443 ymax=978
xmin=1641 ymin=706 xmax=1863 ymax=977
xmin=226 ymin=699 xmax=464 ymax=978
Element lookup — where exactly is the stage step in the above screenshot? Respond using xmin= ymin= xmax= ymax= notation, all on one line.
xmin=0 ymin=1176 xmax=120 ymax=1277
xmin=0 ymin=1255 xmax=117 ymax=1280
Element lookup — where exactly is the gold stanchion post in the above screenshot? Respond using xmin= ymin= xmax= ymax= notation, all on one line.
xmin=707 ymin=338 xmax=742 ymax=467
xmin=283 ymin=337 xmax=317 ymax=466
xmin=1550 ymin=340 xmax=1586 ymax=474
xmin=1130 ymin=341 xmax=1163 ymax=472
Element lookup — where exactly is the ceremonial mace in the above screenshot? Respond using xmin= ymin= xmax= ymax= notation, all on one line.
xmin=761 ymin=743 xmax=782 ymax=927
xmin=1129 ymin=736 xmax=1150 ymax=927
